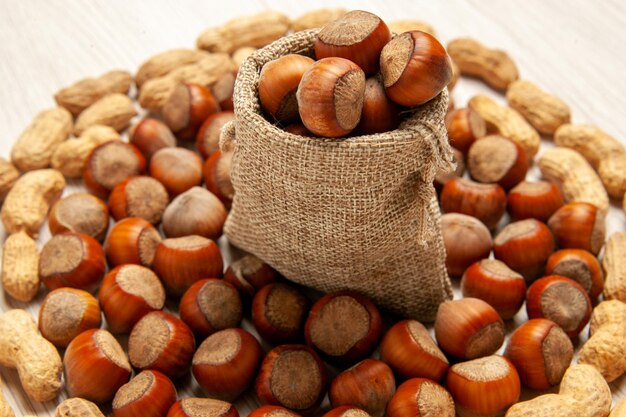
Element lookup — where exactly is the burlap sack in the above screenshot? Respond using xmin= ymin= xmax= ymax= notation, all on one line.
xmin=222 ymin=29 xmax=454 ymax=321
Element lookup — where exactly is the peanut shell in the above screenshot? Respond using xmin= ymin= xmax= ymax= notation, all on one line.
xmin=506 ymin=80 xmax=570 ymax=135
xmin=387 ymin=19 xmax=436 ymax=36
xmin=74 ymin=93 xmax=137 ymax=136
xmin=292 ymin=8 xmax=349 ymax=32
xmin=602 ymin=232 xmax=626 ymax=303
xmin=554 ymin=124 xmax=624 ymax=169
xmin=589 ymin=300 xmax=626 ymax=336
xmin=55 ymin=398 xmax=105 ymax=417
xmin=578 ymin=324 xmax=626 ymax=382
xmin=0 ymin=159 xmax=20 ymax=203
xmin=1 ymin=231 xmax=40 ymax=302
xmin=611 ymin=397 xmax=626 ymax=417
xmin=10 ymin=108 xmax=73 ymax=172
xmin=52 ymin=125 xmax=120 ymax=178
xmin=598 ymin=152 xmax=626 ymax=199
xmin=0 ymin=375 xmax=15 ymax=417
xmin=136 ymin=48 xmax=210 ymax=88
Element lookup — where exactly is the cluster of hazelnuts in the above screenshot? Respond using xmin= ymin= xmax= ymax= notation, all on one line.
xmin=258 ymin=10 xmax=453 ymax=138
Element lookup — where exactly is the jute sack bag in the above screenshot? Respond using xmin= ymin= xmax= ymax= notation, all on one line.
xmin=222 ymin=29 xmax=454 ymax=321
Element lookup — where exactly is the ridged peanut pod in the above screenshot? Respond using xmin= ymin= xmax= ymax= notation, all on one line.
xmin=599 ymin=152 xmax=626 ymax=199
xmin=74 ymin=93 xmax=137 ymax=136
xmin=55 ymin=398 xmax=105 ymax=417
xmin=139 ymin=53 xmax=235 ymax=114
xmin=447 ymin=37 xmax=518 ymax=91
xmin=0 ymin=310 xmax=63 ymax=402
xmin=602 ymin=233 xmax=626 ymax=302
xmin=0 ymin=159 xmax=20 ymax=204
xmin=578 ymin=323 xmax=626 ymax=382
xmin=589 ymin=300 xmax=626 ymax=336
xmin=52 ymin=125 xmax=120 ymax=178
xmin=10 ymin=108 xmax=73 ymax=172
xmin=0 ymin=375 xmax=15 ymax=417
xmin=538 ymin=147 xmax=609 ymax=214
xmin=506 ymin=80 xmax=571 ymax=136
xmin=197 ymin=11 xmax=291 ymax=53
xmin=505 ymin=364 xmax=611 ymax=417
xmin=468 ymin=95 xmax=540 ymax=159
xmin=292 ymin=8 xmax=348 ymax=32
xmin=1 ymin=231 xmax=40 ymax=302
xmin=135 ymin=49 xmax=211 ymax=88
xmin=611 ymin=397 xmax=626 ymax=417
xmin=54 ymin=70 xmax=132 ymax=117
xmin=1 ymin=169 xmax=66 ymax=237
xmin=387 ymin=19 xmax=436 ymax=37
xmin=232 ymin=47 xmax=256 ymax=68
xmin=554 ymin=124 xmax=624 ymax=169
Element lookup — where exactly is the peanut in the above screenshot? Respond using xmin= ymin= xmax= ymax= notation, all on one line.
xmin=0 ymin=159 xmax=20 ymax=204
xmin=10 ymin=108 xmax=72 ymax=172
xmin=232 ymin=47 xmax=256 ymax=68
xmin=54 ymin=70 xmax=132 ymax=117
xmin=602 ymin=233 xmax=626 ymax=302
xmin=611 ymin=397 xmax=626 ymax=417
xmin=506 ymin=80 xmax=571 ymax=135
xmin=589 ymin=300 xmax=626 ymax=336
xmin=599 ymin=152 xmax=626 ymax=200
xmin=505 ymin=364 xmax=611 ymax=417
xmin=74 ymin=93 xmax=137 ymax=136
xmin=1 ymin=231 xmax=40 ymax=302
xmin=1 ymin=169 xmax=65 ymax=237
xmin=578 ymin=323 xmax=626 ymax=382
xmin=387 ymin=19 xmax=436 ymax=36
xmin=447 ymin=37 xmax=519 ymax=91
xmin=292 ymin=8 xmax=349 ymax=32
xmin=468 ymin=95 xmax=540 ymax=159
xmin=51 ymin=125 xmax=120 ymax=178
xmin=197 ymin=11 xmax=291 ymax=53
xmin=0 ymin=375 xmax=15 ymax=417
xmin=138 ymin=53 xmax=235 ymax=114
xmin=135 ymin=49 xmax=210 ymax=88
xmin=55 ymin=398 xmax=105 ymax=417
xmin=538 ymin=147 xmax=609 ymax=214
xmin=0 ymin=310 xmax=63 ymax=402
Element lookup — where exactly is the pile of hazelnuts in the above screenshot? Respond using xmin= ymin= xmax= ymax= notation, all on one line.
xmin=258 ymin=10 xmax=453 ymax=138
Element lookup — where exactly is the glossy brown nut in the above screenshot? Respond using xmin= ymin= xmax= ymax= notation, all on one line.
xmin=507 ymin=181 xmax=564 ymax=222
xmin=129 ymin=117 xmax=177 ymax=160
xmin=545 ymin=249 xmax=604 ymax=299
xmin=441 ymin=213 xmax=493 ymax=278
xmin=380 ymin=320 xmax=449 ymax=382
xmin=161 ymin=186 xmax=227 ymax=240
xmin=259 ymin=54 xmax=315 ymax=123
xmin=105 ymin=217 xmax=162 ymax=268
xmin=212 ymin=70 xmax=237 ymax=111
xmin=166 ymin=398 xmax=239 ymax=417
xmin=297 ymin=57 xmax=366 ymax=138
xmin=64 ymin=329 xmax=131 ymax=403
xmin=315 ymin=10 xmax=391 ymax=76
xmin=435 ymin=298 xmax=505 ymax=360
xmin=354 ymin=75 xmax=401 ymax=135
xmin=223 ymin=255 xmax=278 ymax=300
xmin=255 ymin=344 xmax=327 ymax=413
xmin=461 ymin=259 xmax=527 ymax=320
xmin=387 ymin=378 xmax=455 ymax=417
xmin=152 ymin=235 xmax=224 ymax=296
xmin=112 ymin=370 xmax=177 ymax=417
xmin=493 ymin=219 xmax=555 ymax=282
xmin=84 ymin=141 xmax=146 ymax=199
xmin=441 ymin=177 xmax=507 ymax=229
xmin=547 ymin=202 xmax=605 ymax=255
xmin=526 ymin=275 xmax=592 ymax=337
xmin=150 ymin=147 xmax=204 ymax=197
xmin=203 ymin=150 xmax=234 ymax=208
xmin=504 ymin=318 xmax=573 ymax=390
xmin=252 ymin=283 xmax=310 ymax=345
xmin=192 ymin=328 xmax=262 ymax=401
xmin=48 ymin=192 xmax=109 ymax=242
xmin=39 ymin=232 xmax=106 ymax=292
xmin=467 ymin=135 xmax=528 ymax=190
xmin=380 ymin=30 xmax=452 ymax=106
xmin=248 ymin=406 xmax=302 ymax=417
xmin=108 ymin=176 xmax=169 ymax=224
xmin=162 ymin=83 xmax=220 ymax=140
xmin=444 ymin=108 xmax=486 ymax=155
xmin=128 ymin=311 xmax=196 ymax=379
xmin=98 ymin=264 xmax=166 ymax=334
xmin=196 ymin=111 xmax=235 ymax=159
xmin=323 ymin=407 xmax=372 ymax=417
xmin=329 ymin=359 xmax=395 ymax=417
xmin=446 ymin=356 xmax=520 ymax=417
xmin=179 ymin=278 xmax=243 ymax=338
xmin=39 ymin=288 xmax=102 ymax=348
xmin=304 ymin=290 xmax=382 ymax=364
xmin=283 ymin=123 xmax=314 ymax=137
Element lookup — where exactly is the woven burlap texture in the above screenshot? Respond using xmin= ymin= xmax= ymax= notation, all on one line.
xmin=224 ymin=29 xmax=454 ymax=321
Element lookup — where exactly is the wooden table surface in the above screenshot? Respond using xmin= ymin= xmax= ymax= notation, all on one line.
xmin=1 ymin=0 xmax=625 ymax=415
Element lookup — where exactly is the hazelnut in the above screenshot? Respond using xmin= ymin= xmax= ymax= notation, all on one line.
xmin=440 ymin=213 xmax=493 ymax=278
xmin=387 ymin=378 xmax=455 ymax=417
xmin=162 ymin=82 xmax=219 ymax=140
xmin=547 ymin=202 xmax=605 ymax=255
xmin=112 ymin=370 xmax=177 ymax=417
xmin=203 ymin=150 xmax=234 ymax=208
xmin=248 ymin=406 xmax=302 ymax=417
xmin=48 ymin=192 xmax=109 ymax=242
xmin=444 ymin=108 xmax=486 ymax=155
xmin=323 ymin=407 xmax=372 ymax=417
xmin=166 ymin=398 xmax=239 ymax=417
xmin=105 ymin=217 xmax=162 ymax=268
xmin=161 ymin=186 xmax=227 ymax=240
xmin=467 ymin=135 xmax=528 ymax=190
xmin=354 ymin=75 xmax=401 ymax=135
xmin=212 ymin=70 xmax=236 ymax=111
xmin=196 ymin=111 xmax=235 ymax=159
xmin=108 ymin=176 xmax=169 ymax=224
xmin=223 ymin=254 xmax=278 ymax=301
xmin=84 ymin=141 xmax=146 ymax=199
xmin=149 ymin=147 xmax=204 ymax=197
xmin=545 ymin=249 xmax=604 ymax=299
xmin=129 ymin=117 xmax=177 ymax=160
xmin=441 ymin=177 xmax=507 ymax=229
xmin=507 ymin=181 xmax=564 ymax=222
xmin=252 ymin=283 xmax=310 ymax=345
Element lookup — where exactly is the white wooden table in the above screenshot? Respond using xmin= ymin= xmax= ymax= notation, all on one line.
xmin=1 ymin=1 xmax=625 ymax=415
